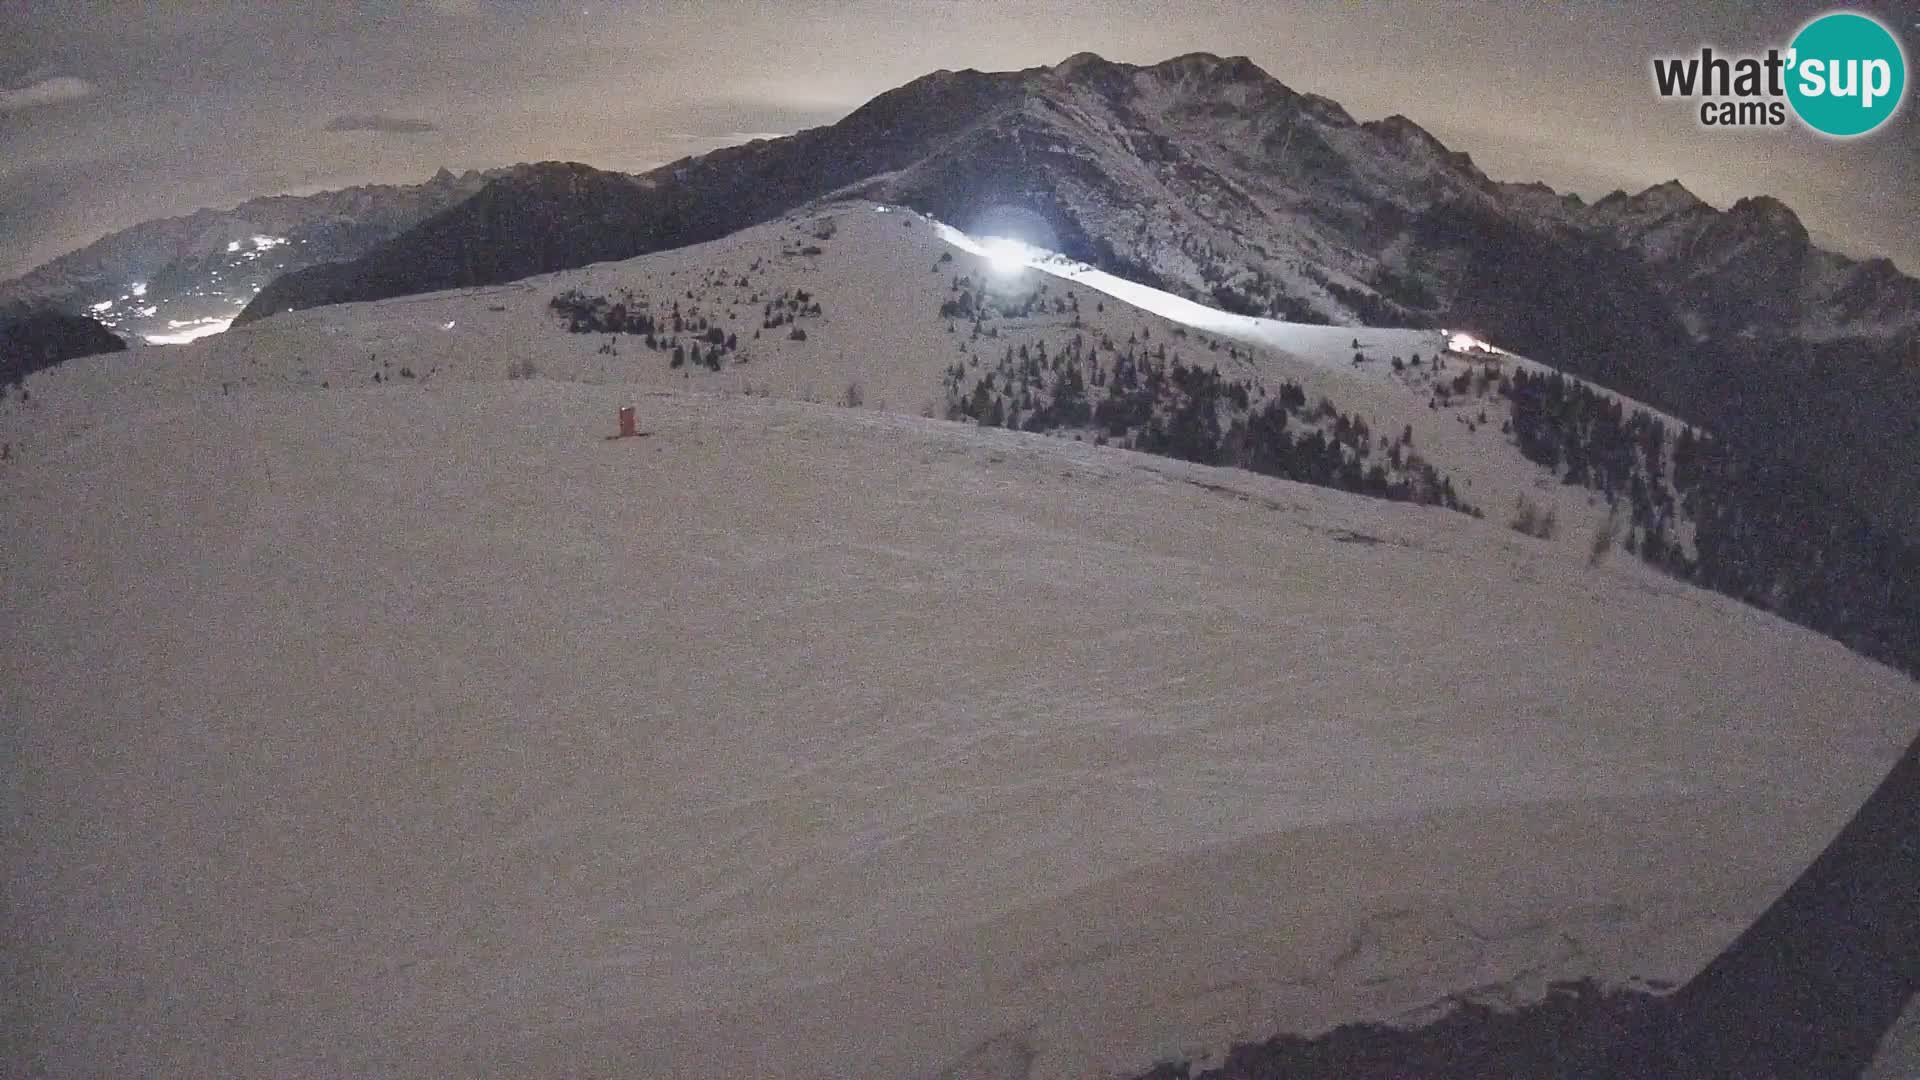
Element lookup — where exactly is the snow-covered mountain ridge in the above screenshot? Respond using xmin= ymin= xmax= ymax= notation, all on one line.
xmin=0 ymin=167 xmax=502 ymax=342
xmin=12 ymin=199 xmax=1917 ymax=681
xmin=227 ymin=52 xmax=1918 ymax=345
xmin=206 ymin=53 xmax=1920 ymax=540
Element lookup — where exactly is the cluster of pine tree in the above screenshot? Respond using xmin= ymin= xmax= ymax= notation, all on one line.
xmin=1178 ymin=235 xmax=1311 ymax=323
xmin=1502 ymin=366 xmax=1920 ymax=676
xmin=937 ymin=274 xmax=1080 ymax=323
xmin=550 ymin=289 xmax=656 ymax=335
xmin=1504 ymin=368 xmax=1682 ymax=564
xmin=762 ymin=288 xmax=823 ymax=329
xmin=548 ymin=289 xmax=738 ymax=372
xmin=1163 ymin=235 xmax=1327 ymax=324
xmin=1676 ymin=434 xmax=1920 ymax=677
xmin=940 ymin=331 xmax=1475 ymax=516
xmin=1321 ymin=280 xmax=1403 ymax=326
xmin=1208 ymin=283 xmax=1264 ymax=317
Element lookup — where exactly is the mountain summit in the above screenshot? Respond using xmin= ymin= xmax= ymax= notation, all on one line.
xmin=14 ymin=51 xmax=1918 ymax=530
xmin=236 ymin=53 xmax=1918 ymax=350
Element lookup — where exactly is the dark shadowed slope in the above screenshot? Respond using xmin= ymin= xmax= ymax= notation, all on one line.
xmin=237 ymin=68 xmax=1027 ymax=325
xmin=1643 ymin=720 xmax=1920 ymax=1077
xmin=0 ymin=308 xmax=124 ymax=386
xmin=1136 ymin=721 xmax=1920 ymax=1079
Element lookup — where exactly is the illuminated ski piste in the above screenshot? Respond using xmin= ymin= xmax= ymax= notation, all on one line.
xmin=144 ymin=316 xmax=234 ymax=345
xmin=931 ymin=214 xmax=1706 ymax=436
xmin=936 ymin=221 xmax=1264 ymax=337
xmin=935 ymin=219 xmax=1490 ymax=373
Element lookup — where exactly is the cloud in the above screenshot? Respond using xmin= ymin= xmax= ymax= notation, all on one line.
xmin=323 ymin=113 xmax=439 ymax=134
xmin=0 ymin=76 xmax=97 ymax=113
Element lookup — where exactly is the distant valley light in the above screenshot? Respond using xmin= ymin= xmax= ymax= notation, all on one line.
xmin=144 ymin=316 xmax=233 ymax=345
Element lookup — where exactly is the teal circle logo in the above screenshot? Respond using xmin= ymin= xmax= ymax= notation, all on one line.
xmin=1786 ymin=11 xmax=1907 ymax=137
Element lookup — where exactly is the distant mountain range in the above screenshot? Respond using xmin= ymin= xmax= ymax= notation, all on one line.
xmin=228 ymin=51 xmax=1919 ymax=534
xmin=10 ymin=52 xmax=1920 ymax=530
xmin=231 ymin=52 xmax=1919 ymax=344
xmin=0 ymin=168 xmax=502 ymax=343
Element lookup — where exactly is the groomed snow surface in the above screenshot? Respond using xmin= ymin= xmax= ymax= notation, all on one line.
xmin=6 ymin=383 xmax=1916 ymax=1079
xmin=4 ymin=204 xmax=1918 ymax=1079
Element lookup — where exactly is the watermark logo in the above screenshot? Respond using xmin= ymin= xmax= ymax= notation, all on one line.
xmin=1787 ymin=12 xmax=1906 ymax=135
xmin=1652 ymin=10 xmax=1907 ymax=137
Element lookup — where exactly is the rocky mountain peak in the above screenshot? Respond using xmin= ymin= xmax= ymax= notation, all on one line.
xmin=210 ymin=53 xmax=1913 ymax=351
xmin=1636 ymin=179 xmax=1709 ymax=213
xmin=1050 ymin=51 xmax=1111 ymax=78
xmin=1147 ymin=51 xmax=1274 ymax=85
xmin=1725 ymin=195 xmax=1808 ymax=244
xmin=1366 ymin=114 xmax=1451 ymax=156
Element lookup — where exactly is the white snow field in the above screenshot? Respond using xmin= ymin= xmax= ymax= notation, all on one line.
xmin=4 ymin=204 xmax=1918 ymax=1078
xmin=2 ymin=201 xmax=1690 ymax=567
xmin=5 ymin=382 xmax=1916 ymax=1079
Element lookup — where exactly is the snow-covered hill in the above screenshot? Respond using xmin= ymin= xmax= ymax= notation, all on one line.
xmin=1 ymin=201 xmax=1695 ymax=560
xmin=5 ymin=375 xmax=1915 ymax=1079
xmin=5 ymin=197 xmax=1918 ymax=1079
xmin=202 ymin=52 xmax=1920 ymax=542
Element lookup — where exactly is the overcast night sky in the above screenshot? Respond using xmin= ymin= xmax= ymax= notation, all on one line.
xmin=2 ymin=0 xmax=1915 ymax=281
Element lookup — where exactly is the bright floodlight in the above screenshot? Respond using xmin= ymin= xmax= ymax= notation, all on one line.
xmin=980 ymin=236 xmax=1033 ymax=276
xmin=1448 ymin=331 xmax=1493 ymax=354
